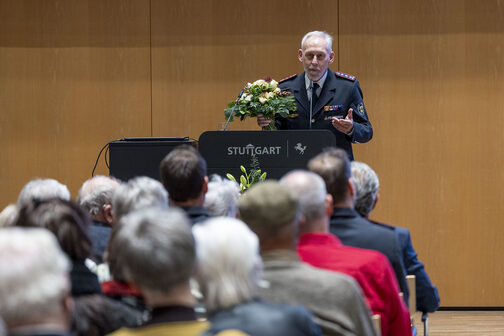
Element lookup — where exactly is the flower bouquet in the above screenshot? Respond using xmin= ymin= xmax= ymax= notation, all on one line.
xmin=224 ymin=77 xmax=297 ymax=130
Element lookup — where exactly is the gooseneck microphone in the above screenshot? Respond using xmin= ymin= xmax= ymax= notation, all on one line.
xmin=309 ymin=80 xmax=314 ymax=129
xmin=223 ymin=89 xmax=244 ymax=131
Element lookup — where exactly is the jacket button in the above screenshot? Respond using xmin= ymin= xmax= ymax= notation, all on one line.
xmin=311 ymin=119 xmax=315 ymax=123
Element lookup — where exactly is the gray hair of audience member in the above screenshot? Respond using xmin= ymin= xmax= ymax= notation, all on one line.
xmin=280 ymin=170 xmax=327 ymax=223
xmin=0 ymin=204 xmax=18 ymax=228
xmin=308 ymin=147 xmax=351 ymax=205
xmin=111 ymin=207 xmax=195 ymax=293
xmin=238 ymin=181 xmax=300 ymax=243
xmin=301 ymin=30 xmax=333 ymax=52
xmin=17 ymin=178 xmax=70 ymax=207
xmin=193 ymin=217 xmax=263 ymax=313
xmin=0 ymin=227 xmax=70 ymax=327
xmin=204 ymin=175 xmax=240 ymax=217
xmin=111 ymin=176 xmax=168 ymax=220
xmin=77 ymin=175 xmax=120 ymax=217
xmin=351 ymin=161 xmax=380 ymax=217
xmin=15 ymin=199 xmax=93 ymax=262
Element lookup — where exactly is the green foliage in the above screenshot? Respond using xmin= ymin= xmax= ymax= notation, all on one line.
xmin=226 ymin=154 xmax=267 ymax=193
xmin=224 ymin=78 xmax=297 ymax=130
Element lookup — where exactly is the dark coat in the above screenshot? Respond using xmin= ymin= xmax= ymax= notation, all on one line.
xmin=276 ymin=70 xmax=373 ymax=160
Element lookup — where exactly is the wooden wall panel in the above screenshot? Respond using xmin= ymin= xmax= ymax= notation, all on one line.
xmin=339 ymin=0 xmax=504 ymax=306
xmin=0 ymin=0 xmax=151 ymax=207
xmin=150 ymin=0 xmax=339 ymax=138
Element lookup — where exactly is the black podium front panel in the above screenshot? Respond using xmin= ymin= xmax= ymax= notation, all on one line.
xmin=198 ymin=130 xmax=336 ymax=179
xmin=109 ymin=138 xmax=195 ymax=181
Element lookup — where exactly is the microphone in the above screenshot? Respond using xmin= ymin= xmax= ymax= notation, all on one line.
xmin=309 ymin=80 xmax=314 ymax=129
xmin=223 ymin=89 xmax=245 ymax=131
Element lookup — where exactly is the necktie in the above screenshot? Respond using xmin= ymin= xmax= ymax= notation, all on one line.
xmin=311 ymin=82 xmax=320 ymax=107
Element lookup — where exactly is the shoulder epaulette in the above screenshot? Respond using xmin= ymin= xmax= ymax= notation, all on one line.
xmin=335 ymin=71 xmax=356 ymax=81
xmin=278 ymin=73 xmax=297 ymax=83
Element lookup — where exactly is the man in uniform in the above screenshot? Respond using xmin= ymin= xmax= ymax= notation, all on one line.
xmin=258 ymin=31 xmax=372 ymax=160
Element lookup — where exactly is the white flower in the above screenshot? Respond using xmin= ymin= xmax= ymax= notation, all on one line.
xmin=245 ymin=95 xmax=252 ymax=102
xmin=265 ymin=92 xmax=275 ymax=99
xmin=253 ymin=79 xmax=267 ymax=86
xmin=274 ymin=87 xmax=281 ymax=94
xmin=259 ymin=96 xmax=267 ymax=104
xmin=270 ymin=80 xmax=278 ymax=89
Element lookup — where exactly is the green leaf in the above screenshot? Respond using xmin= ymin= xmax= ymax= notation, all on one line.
xmin=260 ymin=172 xmax=267 ymax=180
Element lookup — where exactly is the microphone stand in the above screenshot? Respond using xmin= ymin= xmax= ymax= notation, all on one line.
xmin=309 ymin=80 xmax=314 ymax=129
xmin=223 ymin=89 xmax=244 ymax=131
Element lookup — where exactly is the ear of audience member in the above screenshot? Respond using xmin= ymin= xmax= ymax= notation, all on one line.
xmin=237 ymin=181 xmax=376 ymax=336
xmin=77 ymin=175 xmax=121 ymax=263
xmin=0 ymin=227 xmax=73 ymax=335
xmin=281 ymin=170 xmax=411 ymax=336
xmin=193 ymin=217 xmax=321 ymax=336
xmin=107 ymin=207 xmax=211 ymax=335
xmin=159 ymin=144 xmax=210 ymax=224
xmin=14 ymin=198 xmax=102 ymax=297
xmin=203 ymin=175 xmax=240 ymax=217
xmin=17 ymin=178 xmax=70 ymax=207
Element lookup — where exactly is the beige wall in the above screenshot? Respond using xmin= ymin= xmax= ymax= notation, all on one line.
xmin=1 ymin=0 xmax=503 ymax=306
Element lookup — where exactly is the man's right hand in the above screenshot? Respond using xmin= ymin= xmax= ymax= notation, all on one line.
xmin=257 ymin=114 xmax=273 ymax=127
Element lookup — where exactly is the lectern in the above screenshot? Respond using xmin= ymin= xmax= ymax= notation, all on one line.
xmin=198 ymin=130 xmax=336 ymax=179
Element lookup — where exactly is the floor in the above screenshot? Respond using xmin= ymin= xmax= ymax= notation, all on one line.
xmin=413 ymin=311 xmax=504 ymax=336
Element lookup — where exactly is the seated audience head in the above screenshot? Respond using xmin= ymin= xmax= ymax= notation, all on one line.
xmin=111 ymin=176 xmax=168 ymax=221
xmin=238 ymin=181 xmax=299 ymax=251
xmin=77 ymin=175 xmax=121 ymax=226
xmin=17 ymin=178 xmax=70 ymax=207
xmin=109 ymin=207 xmax=196 ymax=307
xmin=280 ymin=170 xmax=332 ymax=233
xmin=15 ymin=198 xmax=92 ymax=262
xmin=0 ymin=227 xmax=72 ymax=333
xmin=193 ymin=217 xmax=262 ymax=313
xmin=350 ymin=161 xmax=380 ymax=218
xmin=307 ymin=148 xmax=354 ymax=207
xmin=203 ymin=175 xmax=240 ymax=217
xmin=0 ymin=204 xmax=18 ymax=228
xmin=159 ymin=144 xmax=208 ymax=206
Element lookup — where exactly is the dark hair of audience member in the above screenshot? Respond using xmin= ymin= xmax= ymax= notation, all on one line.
xmin=159 ymin=144 xmax=207 ymax=202
xmin=15 ymin=198 xmax=92 ymax=262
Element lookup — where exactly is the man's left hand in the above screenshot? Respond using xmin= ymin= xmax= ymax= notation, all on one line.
xmin=331 ymin=108 xmax=354 ymax=134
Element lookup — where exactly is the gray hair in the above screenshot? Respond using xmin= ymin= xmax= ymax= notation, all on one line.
xmin=0 ymin=204 xmax=18 ymax=228
xmin=280 ymin=170 xmax=327 ymax=223
xmin=112 ymin=176 xmax=168 ymax=220
xmin=112 ymin=207 xmax=195 ymax=293
xmin=0 ymin=227 xmax=70 ymax=327
xmin=77 ymin=175 xmax=120 ymax=217
xmin=301 ymin=31 xmax=333 ymax=52
xmin=204 ymin=175 xmax=240 ymax=217
xmin=17 ymin=178 xmax=70 ymax=207
xmin=351 ymin=161 xmax=380 ymax=217
xmin=193 ymin=217 xmax=262 ymax=313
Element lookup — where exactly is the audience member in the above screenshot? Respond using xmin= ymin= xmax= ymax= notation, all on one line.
xmin=17 ymin=178 xmax=70 ymax=207
xmin=0 ymin=227 xmax=73 ymax=336
xmin=15 ymin=198 xmax=102 ymax=296
xmin=160 ymin=144 xmax=210 ymax=224
xmin=281 ymin=170 xmax=411 ymax=336
xmin=101 ymin=176 xmax=168 ymax=315
xmin=106 ymin=207 xmax=209 ymax=336
xmin=238 ymin=181 xmax=375 ymax=336
xmin=0 ymin=204 xmax=17 ymax=227
xmin=111 ymin=176 xmax=168 ymax=221
xmin=351 ymin=161 xmax=441 ymax=313
xmin=308 ymin=148 xmax=409 ymax=300
xmin=203 ymin=175 xmax=240 ymax=217
xmin=193 ymin=217 xmax=321 ymax=336
xmin=77 ymin=175 xmax=121 ymax=263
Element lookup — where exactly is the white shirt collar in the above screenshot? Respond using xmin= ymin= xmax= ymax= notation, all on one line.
xmin=304 ymin=70 xmax=328 ymax=91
